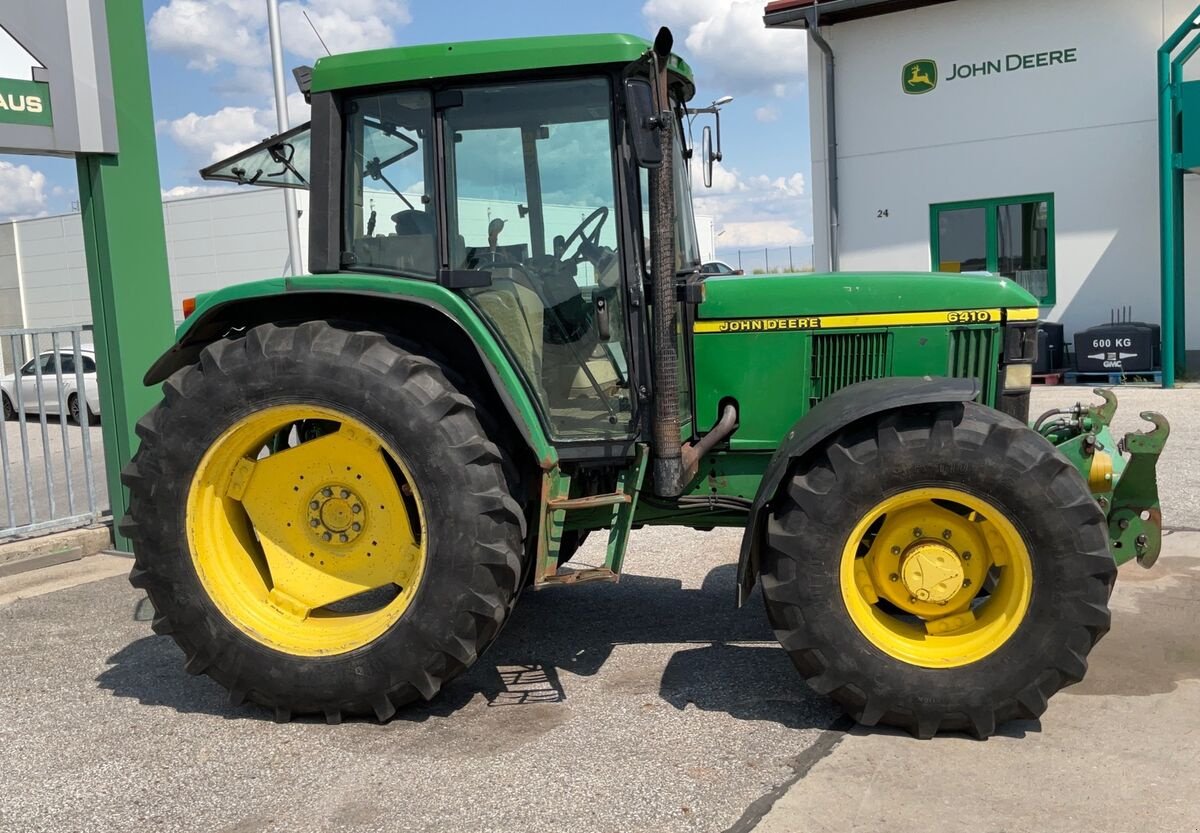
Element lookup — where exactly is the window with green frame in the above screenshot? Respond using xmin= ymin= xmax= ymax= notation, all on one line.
xmin=930 ymin=193 xmax=1055 ymax=305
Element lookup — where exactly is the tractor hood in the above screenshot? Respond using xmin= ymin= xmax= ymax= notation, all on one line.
xmin=697 ymin=272 xmax=1039 ymax=320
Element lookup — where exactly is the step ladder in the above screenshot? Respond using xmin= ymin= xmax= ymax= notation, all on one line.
xmin=533 ymin=445 xmax=648 ymax=587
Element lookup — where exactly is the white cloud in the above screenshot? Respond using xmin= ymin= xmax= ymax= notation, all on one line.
xmin=161 ymin=92 xmax=310 ymax=164
xmin=161 ymin=106 xmax=277 ymax=163
xmin=149 ymin=0 xmax=409 ymax=72
xmin=716 ymin=220 xmax=811 ymax=248
xmin=162 ymin=184 xmax=240 ymax=200
xmin=0 ymin=162 xmax=48 ymax=220
xmin=755 ymin=106 xmax=780 ymax=123
xmin=643 ymin=0 xmax=807 ymax=96
xmin=692 ymin=159 xmax=810 ymax=250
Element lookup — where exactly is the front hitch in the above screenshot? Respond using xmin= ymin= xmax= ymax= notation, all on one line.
xmin=1038 ymin=389 xmax=1170 ymax=568
xmin=1108 ymin=411 xmax=1169 ymax=567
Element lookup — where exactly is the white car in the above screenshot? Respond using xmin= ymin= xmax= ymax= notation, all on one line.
xmin=1 ymin=347 xmax=101 ymax=425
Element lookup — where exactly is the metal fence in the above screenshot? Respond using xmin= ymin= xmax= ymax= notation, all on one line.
xmin=0 ymin=325 xmax=104 ymax=540
xmin=724 ymin=246 xmax=816 ymax=275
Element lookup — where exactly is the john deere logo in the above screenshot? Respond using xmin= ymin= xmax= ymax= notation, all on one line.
xmin=902 ymin=59 xmax=938 ymax=95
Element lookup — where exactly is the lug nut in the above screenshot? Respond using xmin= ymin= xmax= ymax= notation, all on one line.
xmin=352 ymin=522 xmax=362 ymax=532
xmin=942 ymin=529 xmax=952 ymax=540
xmin=891 ymin=546 xmax=901 ymax=556
xmin=962 ymin=578 xmax=972 ymax=588
xmin=322 ymin=487 xmax=333 ymax=497
xmin=310 ymin=519 xmax=319 ymax=528
xmin=913 ymin=527 xmax=923 ymax=538
xmin=889 ymin=573 xmax=899 ymax=582
xmin=341 ymin=489 xmax=350 ymax=499
xmin=322 ymin=532 xmax=332 ymax=542
xmin=309 ymin=500 xmax=320 ymax=510
xmin=909 ymin=595 xmax=919 ymax=604
xmin=962 ymin=551 xmax=972 ymax=561
xmin=339 ymin=533 xmax=349 ymax=543
xmin=352 ymin=504 xmax=362 ymax=514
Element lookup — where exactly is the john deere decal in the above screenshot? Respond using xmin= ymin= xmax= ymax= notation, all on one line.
xmin=902 ymin=59 xmax=937 ymax=95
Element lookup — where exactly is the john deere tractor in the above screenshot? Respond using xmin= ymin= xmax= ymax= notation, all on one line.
xmin=124 ymin=29 xmax=1168 ymax=737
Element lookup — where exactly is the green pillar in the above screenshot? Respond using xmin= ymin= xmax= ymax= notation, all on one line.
xmin=76 ymin=0 xmax=175 ymax=550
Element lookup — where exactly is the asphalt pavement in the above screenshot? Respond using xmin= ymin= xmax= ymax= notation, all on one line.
xmin=0 ymin=384 xmax=1196 ymax=832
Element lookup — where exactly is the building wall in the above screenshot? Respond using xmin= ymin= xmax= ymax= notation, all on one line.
xmin=806 ymin=0 xmax=1200 ymax=347
xmin=0 ymin=224 xmax=24 ymax=374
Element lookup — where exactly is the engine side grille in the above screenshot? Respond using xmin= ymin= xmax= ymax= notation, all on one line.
xmin=810 ymin=332 xmax=892 ymax=406
xmin=948 ymin=327 xmax=999 ymax=400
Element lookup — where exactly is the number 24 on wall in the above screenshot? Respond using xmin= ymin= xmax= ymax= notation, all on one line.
xmin=876 ymin=209 xmax=889 ymax=218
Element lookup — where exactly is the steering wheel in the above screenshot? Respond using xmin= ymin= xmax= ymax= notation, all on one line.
xmin=557 ymin=206 xmax=609 ymax=264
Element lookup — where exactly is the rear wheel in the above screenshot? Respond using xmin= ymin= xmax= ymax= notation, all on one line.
xmin=762 ymin=401 xmax=1114 ymax=738
xmin=122 ymin=321 xmax=527 ymax=721
xmin=2 ymin=392 xmax=13 ymax=421
xmin=67 ymin=393 xmax=85 ymax=425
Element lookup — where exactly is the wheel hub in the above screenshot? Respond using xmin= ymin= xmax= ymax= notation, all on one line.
xmin=306 ymin=485 xmax=366 ymax=545
xmin=900 ymin=543 xmax=964 ymax=603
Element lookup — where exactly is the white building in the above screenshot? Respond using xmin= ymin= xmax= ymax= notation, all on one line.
xmin=765 ymin=0 xmax=1200 ymax=368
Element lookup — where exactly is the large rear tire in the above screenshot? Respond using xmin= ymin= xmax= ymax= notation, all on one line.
xmin=122 ymin=321 xmax=527 ymax=722
xmin=762 ymin=401 xmax=1114 ymax=738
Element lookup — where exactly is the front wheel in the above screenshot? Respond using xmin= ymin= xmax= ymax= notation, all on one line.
xmin=2 ymin=392 xmax=13 ymax=421
xmin=763 ymin=401 xmax=1115 ymax=738
xmin=122 ymin=321 xmax=528 ymax=722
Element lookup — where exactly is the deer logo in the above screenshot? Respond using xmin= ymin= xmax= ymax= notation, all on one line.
xmin=902 ymin=59 xmax=938 ymax=95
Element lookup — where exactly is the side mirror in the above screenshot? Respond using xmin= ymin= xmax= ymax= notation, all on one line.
xmin=624 ymin=78 xmax=663 ymax=168
xmin=702 ymin=126 xmax=714 ymax=188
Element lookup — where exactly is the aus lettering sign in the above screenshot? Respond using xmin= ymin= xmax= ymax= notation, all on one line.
xmin=0 ymin=3 xmax=117 ymax=155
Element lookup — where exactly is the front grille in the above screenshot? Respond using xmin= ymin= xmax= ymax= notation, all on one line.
xmin=810 ymin=332 xmax=891 ymax=406
xmin=948 ymin=328 xmax=999 ymax=400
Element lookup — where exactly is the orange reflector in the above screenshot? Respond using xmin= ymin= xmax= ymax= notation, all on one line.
xmin=182 ymin=297 xmax=197 ymax=318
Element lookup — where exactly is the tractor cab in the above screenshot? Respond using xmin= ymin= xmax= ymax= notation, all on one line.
xmin=203 ymin=35 xmax=705 ymax=447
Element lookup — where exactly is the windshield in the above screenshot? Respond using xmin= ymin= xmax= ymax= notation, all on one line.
xmin=444 ymin=77 xmax=633 ymax=440
xmin=201 ymin=122 xmax=311 ymax=189
xmin=343 ymin=89 xmax=438 ymax=277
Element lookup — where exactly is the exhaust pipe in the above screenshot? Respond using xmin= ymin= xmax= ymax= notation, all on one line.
xmin=647 ymin=28 xmax=685 ymax=497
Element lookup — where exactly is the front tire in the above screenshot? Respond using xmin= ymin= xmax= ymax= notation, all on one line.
xmin=2 ymin=392 xmax=13 ymax=421
xmin=122 ymin=321 xmax=527 ymax=722
xmin=762 ymin=401 xmax=1114 ymax=738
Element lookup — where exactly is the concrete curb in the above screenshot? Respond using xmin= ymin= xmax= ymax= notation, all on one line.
xmin=0 ymin=524 xmax=114 ymax=578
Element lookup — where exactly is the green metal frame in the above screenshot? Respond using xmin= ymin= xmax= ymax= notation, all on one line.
xmin=929 ymin=193 xmax=1056 ymax=306
xmin=76 ymin=2 xmax=176 ymax=550
xmin=1157 ymin=4 xmax=1200 ymax=388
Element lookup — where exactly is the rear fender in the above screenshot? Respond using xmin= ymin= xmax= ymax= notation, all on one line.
xmin=736 ymin=376 xmax=981 ymax=605
xmin=143 ymin=277 xmax=557 ymax=469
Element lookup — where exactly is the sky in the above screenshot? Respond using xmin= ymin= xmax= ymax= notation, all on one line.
xmin=0 ymin=0 xmax=813 ymax=263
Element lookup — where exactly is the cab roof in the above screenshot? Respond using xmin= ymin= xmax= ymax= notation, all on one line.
xmin=310 ymin=33 xmax=695 ymax=97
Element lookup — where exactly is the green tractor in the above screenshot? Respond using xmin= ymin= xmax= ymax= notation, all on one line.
xmin=124 ymin=29 xmax=1168 ymax=737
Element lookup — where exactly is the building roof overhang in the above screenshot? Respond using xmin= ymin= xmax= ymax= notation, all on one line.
xmin=763 ymin=0 xmax=958 ymax=28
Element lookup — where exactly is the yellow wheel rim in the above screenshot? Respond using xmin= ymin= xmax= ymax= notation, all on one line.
xmin=840 ymin=487 xmax=1033 ymax=668
xmin=187 ymin=405 xmax=426 ymax=656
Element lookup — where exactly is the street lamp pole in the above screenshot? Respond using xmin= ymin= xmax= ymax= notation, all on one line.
xmin=267 ymin=0 xmax=305 ymax=276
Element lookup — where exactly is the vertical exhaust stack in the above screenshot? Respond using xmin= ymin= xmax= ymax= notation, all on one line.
xmin=648 ymin=28 xmax=684 ymax=497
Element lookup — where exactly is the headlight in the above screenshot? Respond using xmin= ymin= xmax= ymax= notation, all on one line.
xmin=1004 ymin=323 xmax=1038 ymax=363
xmin=1004 ymin=363 xmax=1033 ymax=390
